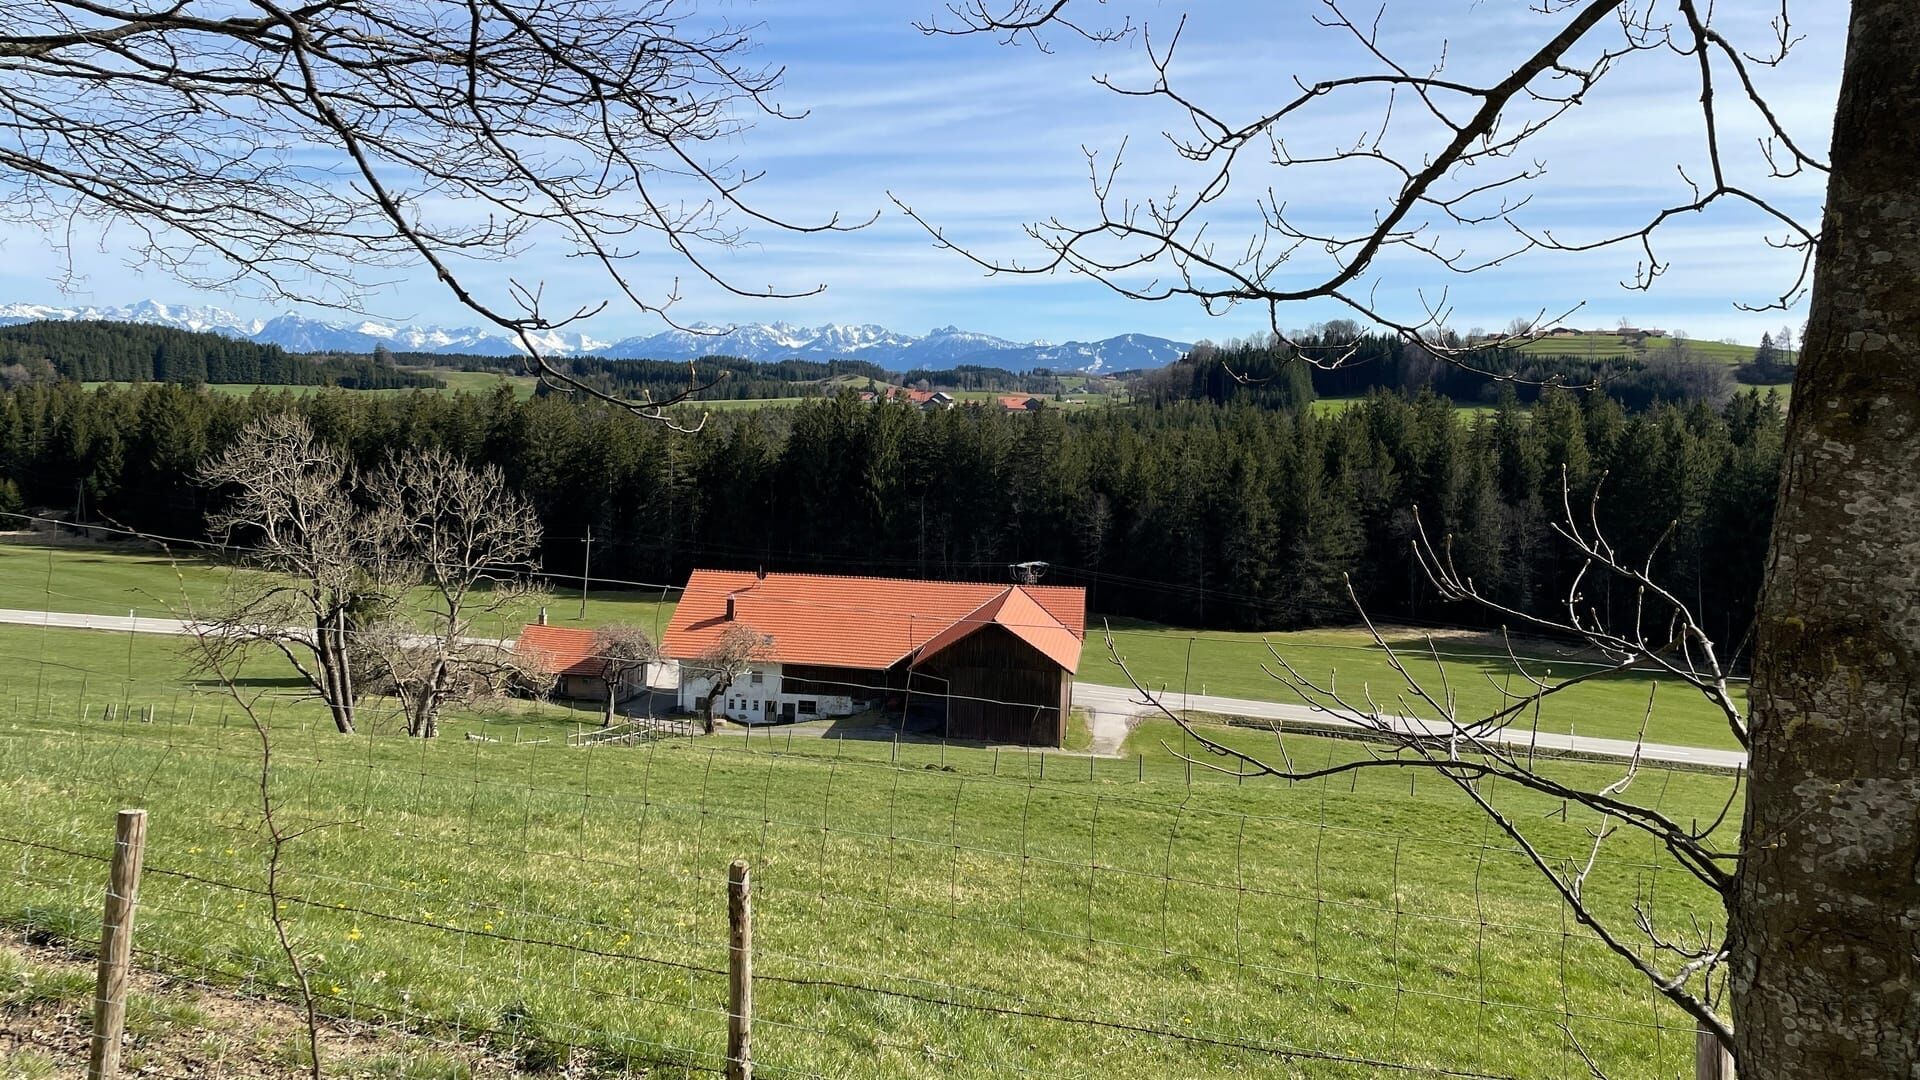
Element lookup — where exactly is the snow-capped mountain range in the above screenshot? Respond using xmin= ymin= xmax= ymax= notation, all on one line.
xmin=0 ymin=300 xmax=1192 ymax=374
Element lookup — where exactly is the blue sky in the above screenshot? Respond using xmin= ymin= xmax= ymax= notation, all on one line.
xmin=0 ymin=1 xmax=1846 ymax=345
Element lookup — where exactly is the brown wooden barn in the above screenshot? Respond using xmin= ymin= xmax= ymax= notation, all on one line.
xmin=661 ymin=570 xmax=1086 ymax=745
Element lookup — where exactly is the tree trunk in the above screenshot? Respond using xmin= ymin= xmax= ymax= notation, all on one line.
xmin=315 ymin=613 xmax=356 ymax=734
xmin=603 ymin=680 xmax=617 ymax=728
xmin=1731 ymin=4 xmax=1920 ymax=1075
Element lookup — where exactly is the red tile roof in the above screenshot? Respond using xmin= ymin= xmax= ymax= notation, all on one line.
xmin=662 ymin=570 xmax=1086 ymax=673
xmin=910 ymin=584 xmax=1085 ymax=673
xmin=996 ymin=395 xmax=1036 ymax=410
xmin=516 ymin=624 xmax=604 ymax=678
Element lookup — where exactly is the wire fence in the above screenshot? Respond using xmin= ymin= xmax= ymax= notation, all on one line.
xmin=0 ymin=532 xmax=1742 ymax=1078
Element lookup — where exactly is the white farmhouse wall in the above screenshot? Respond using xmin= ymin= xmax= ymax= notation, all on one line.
xmin=675 ymin=661 xmax=862 ymax=724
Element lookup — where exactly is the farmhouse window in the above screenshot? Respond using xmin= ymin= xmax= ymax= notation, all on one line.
xmin=799 ymin=700 xmax=818 ymax=715
xmin=750 ymin=672 xmax=764 ymax=686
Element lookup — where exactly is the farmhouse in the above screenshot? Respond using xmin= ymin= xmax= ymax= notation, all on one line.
xmin=515 ymin=624 xmax=651 ymax=703
xmin=662 ymin=570 xmax=1087 ymax=746
xmin=995 ymin=395 xmax=1046 ymax=411
xmin=856 ymin=387 xmax=955 ymax=410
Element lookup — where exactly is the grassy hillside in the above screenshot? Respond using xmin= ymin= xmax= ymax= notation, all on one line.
xmin=0 ymin=618 xmax=1732 ymax=1078
xmin=1512 ymin=333 xmax=1762 ymax=365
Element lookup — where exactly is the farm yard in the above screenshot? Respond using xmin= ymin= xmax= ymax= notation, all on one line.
xmin=0 ymin=537 xmax=1741 ymax=1077
xmin=0 ymin=541 xmax=1745 ymax=752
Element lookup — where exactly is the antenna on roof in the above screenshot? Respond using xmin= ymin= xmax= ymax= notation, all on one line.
xmin=1010 ymin=561 xmax=1048 ymax=585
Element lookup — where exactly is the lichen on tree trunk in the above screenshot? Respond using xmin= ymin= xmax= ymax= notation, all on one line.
xmin=1731 ymin=2 xmax=1920 ymax=1075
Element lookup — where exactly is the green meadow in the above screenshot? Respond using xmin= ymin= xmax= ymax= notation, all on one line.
xmin=0 ymin=617 xmax=1733 ymax=1078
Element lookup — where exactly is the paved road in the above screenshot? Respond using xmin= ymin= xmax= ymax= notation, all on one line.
xmin=0 ymin=607 xmax=1744 ymax=770
xmin=0 ymin=608 xmax=204 ymax=635
xmin=1071 ymin=681 xmax=1746 ymax=771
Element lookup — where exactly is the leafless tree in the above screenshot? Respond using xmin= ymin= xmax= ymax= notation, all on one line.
xmin=690 ymin=623 xmax=772 ymax=735
xmin=590 ymin=624 xmax=658 ymax=728
xmin=198 ymin=414 xmax=398 ymax=734
xmin=920 ymin=3 xmax=1917 ymax=1076
xmin=177 ymin=599 xmax=349 ymax=1080
xmin=354 ymin=618 xmax=550 ymax=738
xmin=903 ymin=1 xmax=1823 ymax=375
xmin=1109 ymin=480 xmax=1747 ymax=1044
xmin=1 ymin=0 xmax=868 ymax=425
xmin=364 ymin=449 xmax=545 ymax=737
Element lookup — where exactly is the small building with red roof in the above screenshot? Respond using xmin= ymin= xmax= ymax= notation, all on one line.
xmin=515 ymin=623 xmax=651 ymax=703
xmin=662 ymin=569 xmax=1086 ymax=745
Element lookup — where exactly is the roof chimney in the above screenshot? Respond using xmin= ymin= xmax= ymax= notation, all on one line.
xmin=725 ymin=595 xmax=736 ymax=621
xmin=538 ymin=606 xmax=548 ymax=626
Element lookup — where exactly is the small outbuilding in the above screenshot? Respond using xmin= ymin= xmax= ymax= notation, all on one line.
xmin=516 ymin=624 xmax=651 ymax=703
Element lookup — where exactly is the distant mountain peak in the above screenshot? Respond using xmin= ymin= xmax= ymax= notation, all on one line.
xmin=0 ymin=300 xmax=1193 ymax=373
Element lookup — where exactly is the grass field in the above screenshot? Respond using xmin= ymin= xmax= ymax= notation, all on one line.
xmin=0 ymin=619 xmax=1733 ymax=1078
xmin=0 ymin=539 xmax=677 ymax=643
xmin=1311 ymin=398 xmax=1504 ymax=420
xmin=0 ymin=540 xmax=1744 ymax=751
xmin=1511 ymin=334 xmax=1761 ymax=365
xmin=1094 ymin=618 xmax=1747 ymax=751
xmin=405 ymin=369 xmax=542 ymax=398
xmin=80 ymin=370 xmax=543 ymax=400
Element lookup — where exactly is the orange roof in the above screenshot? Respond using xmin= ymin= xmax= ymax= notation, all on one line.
xmin=516 ymin=624 xmax=603 ymax=678
xmin=661 ymin=570 xmax=1086 ymax=673
xmin=997 ymin=395 xmax=1034 ymax=409
xmin=910 ymin=584 xmax=1084 ymax=673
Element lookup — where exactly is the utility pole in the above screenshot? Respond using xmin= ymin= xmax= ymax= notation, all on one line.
xmin=579 ymin=526 xmax=593 ymax=621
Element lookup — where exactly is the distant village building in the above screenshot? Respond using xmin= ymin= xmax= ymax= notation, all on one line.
xmin=856 ymin=387 xmax=954 ymax=410
xmin=996 ymin=395 xmax=1046 ymax=412
xmin=662 ymin=570 xmax=1086 ymax=746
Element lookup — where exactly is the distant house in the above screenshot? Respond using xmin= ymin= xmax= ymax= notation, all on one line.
xmin=515 ymin=624 xmax=651 ymax=702
xmin=662 ymin=570 xmax=1086 ymax=746
xmin=858 ymin=387 xmax=954 ymax=410
xmin=996 ymin=395 xmax=1045 ymax=411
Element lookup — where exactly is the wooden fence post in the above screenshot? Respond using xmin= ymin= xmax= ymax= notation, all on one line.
xmin=88 ymin=809 xmax=148 ymax=1080
xmin=1695 ymin=1029 xmax=1733 ymax=1080
xmin=727 ymin=859 xmax=753 ymax=1080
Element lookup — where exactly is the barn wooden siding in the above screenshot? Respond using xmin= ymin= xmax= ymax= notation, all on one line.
xmin=912 ymin=625 xmax=1069 ymax=747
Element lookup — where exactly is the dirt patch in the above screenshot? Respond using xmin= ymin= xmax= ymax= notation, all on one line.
xmin=0 ymin=932 xmax=526 ymax=1079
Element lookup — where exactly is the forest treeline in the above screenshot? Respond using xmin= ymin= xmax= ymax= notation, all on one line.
xmin=0 ymin=321 xmax=439 ymax=388
xmin=0 ymin=380 xmax=1784 ymax=646
xmin=1146 ymin=331 xmax=1747 ymax=411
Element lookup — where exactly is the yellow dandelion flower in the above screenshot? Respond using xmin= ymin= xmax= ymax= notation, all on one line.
xmin=346 ymin=928 xmax=363 ymax=942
